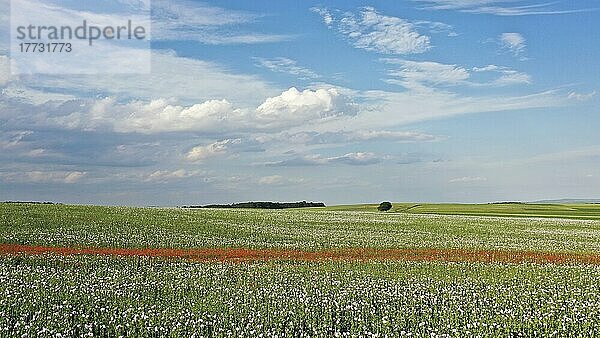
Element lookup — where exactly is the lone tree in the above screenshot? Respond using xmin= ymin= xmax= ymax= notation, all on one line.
xmin=377 ymin=201 xmax=392 ymax=212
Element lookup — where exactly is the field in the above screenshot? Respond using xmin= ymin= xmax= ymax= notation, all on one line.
xmin=2 ymin=202 xmax=600 ymax=337
xmin=323 ymin=203 xmax=600 ymax=220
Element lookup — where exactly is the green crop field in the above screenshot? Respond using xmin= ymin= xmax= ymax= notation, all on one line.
xmin=322 ymin=202 xmax=600 ymax=220
xmin=2 ymin=202 xmax=600 ymax=337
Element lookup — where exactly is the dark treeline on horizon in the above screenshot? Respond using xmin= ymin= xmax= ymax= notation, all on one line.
xmin=182 ymin=201 xmax=326 ymax=209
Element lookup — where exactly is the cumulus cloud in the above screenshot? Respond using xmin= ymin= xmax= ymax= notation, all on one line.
xmin=185 ymin=139 xmax=242 ymax=162
xmin=253 ymin=57 xmax=319 ymax=79
xmin=499 ymin=33 xmax=527 ymax=59
xmin=34 ymin=97 xmax=241 ymax=134
xmin=255 ymin=87 xmax=358 ymax=127
xmin=7 ymin=87 xmax=357 ymax=134
xmin=313 ymin=6 xmax=431 ymax=55
xmin=110 ymin=99 xmax=241 ymax=134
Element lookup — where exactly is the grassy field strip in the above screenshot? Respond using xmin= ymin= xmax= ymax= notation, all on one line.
xmin=322 ymin=203 xmax=600 ymax=220
xmin=3 ymin=204 xmax=600 ymax=254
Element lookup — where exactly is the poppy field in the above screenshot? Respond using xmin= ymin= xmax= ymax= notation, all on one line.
xmin=2 ymin=203 xmax=600 ymax=337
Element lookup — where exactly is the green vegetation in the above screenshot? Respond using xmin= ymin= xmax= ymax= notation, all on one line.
xmin=2 ymin=256 xmax=600 ymax=337
xmin=377 ymin=201 xmax=393 ymax=212
xmin=2 ymin=203 xmax=600 ymax=337
xmin=322 ymin=202 xmax=600 ymax=220
xmin=3 ymin=203 xmax=600 ymax=253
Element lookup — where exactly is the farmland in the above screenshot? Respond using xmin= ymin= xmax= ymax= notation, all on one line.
xmin=2 ymin=202 xmax=600 ymax=337
xmin=324 ymin=203 xmax=600 ymax=220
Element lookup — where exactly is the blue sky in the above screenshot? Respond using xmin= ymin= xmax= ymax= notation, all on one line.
xmin=0 ymin=0 xmax=599 ymax=205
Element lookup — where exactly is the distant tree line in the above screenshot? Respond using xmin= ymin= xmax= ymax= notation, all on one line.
xmin=488 ymin=201 xmax=524 ymax=205
xmin=183 ymin=201 xmax=326 ymax=209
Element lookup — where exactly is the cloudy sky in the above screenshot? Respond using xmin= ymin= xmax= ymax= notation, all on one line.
xmin=0 ymin=0 xmax=598 ymax=205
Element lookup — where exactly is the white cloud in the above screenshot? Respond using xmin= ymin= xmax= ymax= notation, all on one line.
xmin=0 ymin=47 xmax=279 ymax=107
xmin=26 ymin=97 xmax=210 ymax=133
xmin=9 ymin=86 xmax=359 ymax=134
xmin=383 ymin=60 xmax=530 ymax=89
xmin=383 ymin=59 xmax=470 ymax=89
xmin=108 ymin=98 xmax=242 ymax=134
xmin=356 ymin=88 xmax=567 ymax=129
xmin=265 ymin=152 xmax=385 ymax=167
xmin=449 ymin=176 xmax=487 ymax=183
xmin=316 ymin=7 xmax=431 ymax=55
xmin=20 ymin=51 xmax=278 ymax=107
xmin=310 ymin=7 xmax=334 ymax=27
xmin=4 ymin=2 xmax=281 ymax=99
xmin=266 ymin=130 xmax=441 ymax=145
xmin=414 ymin=1 xmax=597 ymax=16
xmin=135 ymin=0 xmax=292 ymax=44
xmin=255 ymin=87 xmax=358 ymax=127
xmin=472 ymin=65 xmax=531 ymax=86
xmin=0 ymin=130 xmax=32 ymax=149
xmin=499 ymin=33 xmax=527 ymax=59
xmin=185 ymin=139 xmax=242 ymax=162
xmin=256 ymin=175 xmax=306 ymax=186
xmin=253 ymin=57 xmax=319 ymax=79
xmin=413 ymin=0 xmax=503 ymax=10
xmin=9 ymin=0 xmax=151 ymax=75
xmin=523 ymin=146 xmax=600 ymax=164
xmin=328 ymin=152 xmax=383 ymax=165
xmin=492 ymin=70 xmax=531 ymax=85
xmin=568 ymin=91 xmax=596 ymax=101
xmin=1 ymin=80 xmax=566 ymax=140
xmin=64 ymin=172 xmax=87 ymax=183
xmin=152 ymin=0 xmax=254 ymax=27
xmin=25 ymin=148 xmax=49 ymax=158
xmin=0 ymin=55 xmax=11 ymax=86
xmin=196 ymin=34 xmax=292 ymax=45
xmin=258 ymin=175 xmax=285 ymax=185
xmin=472 ymin=65 xmax=500 ymax=72
xmin=353 ymin=130 xmax=441 ymax=142
xmin=146 ymin=169 xmax=206 ymax=182
xmin=414 ymin=20 xmax=458 ymax=36
xmin=0 ymin=171 xmax=86 ymax=184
